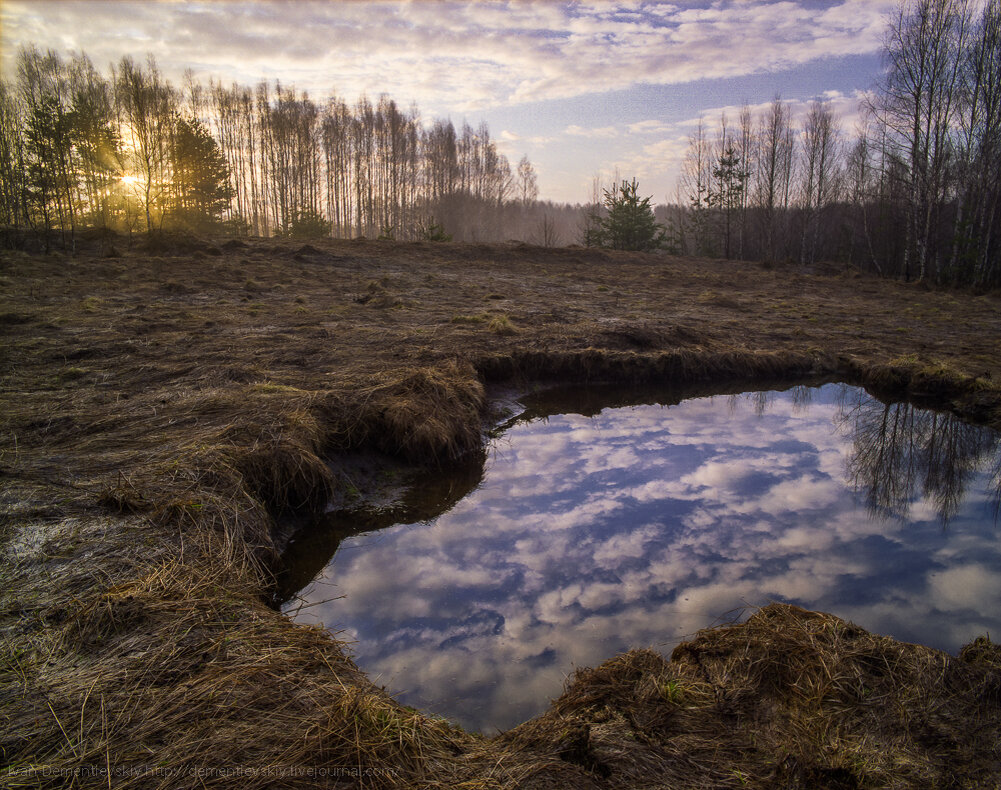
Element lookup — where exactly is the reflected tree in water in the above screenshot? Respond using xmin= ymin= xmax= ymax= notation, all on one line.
xmin=726 ymin=385 xmax=812 ymax=416
xmin=990 ymin=452 xmax=1001 ymax=523
xmin=790 ymin=384 xmax=816 ymax=412
xmin=835 ymin=388 xmax=1001 ymax=523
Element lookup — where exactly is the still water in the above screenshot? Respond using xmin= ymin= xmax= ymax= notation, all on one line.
xmin=284 ymin=383 xmax=1001 ymax=733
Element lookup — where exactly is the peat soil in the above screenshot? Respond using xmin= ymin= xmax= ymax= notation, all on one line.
xmin=2 ymin=232 xmax=1000 ymax=788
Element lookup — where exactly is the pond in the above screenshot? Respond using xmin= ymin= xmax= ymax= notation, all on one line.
xmin=281 ymin=382 xmax=1001 ymax=734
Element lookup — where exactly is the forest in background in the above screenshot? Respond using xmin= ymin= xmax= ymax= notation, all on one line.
xmin=0 ymin=0 xmax=998 ymax=287
xmin=662 ymin=0 xmax=1001 ymax=287
xmin=0 ymin=47 xmax=543 ymax=247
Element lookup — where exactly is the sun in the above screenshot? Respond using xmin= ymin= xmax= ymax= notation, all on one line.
xmin=119 ymin=175 xmax=140 ymax=186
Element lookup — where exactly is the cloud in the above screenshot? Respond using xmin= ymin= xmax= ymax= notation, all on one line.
xmin=628 ymin=119 xmax=675 ymax=135
xmin=604 ymin=90 xmax=870 ymax=197
xmin=754 ymin=475 xmax=842 ymax=513
xmin=1 ymin=1 xmax=894 ymax=113
xmin=545 ymin=493 xmax=625 ymax=531
xmin=592 ymin=523 xmax=662 ymax=566
xmin=498 ymin=129 xmax=556 ymax=147
xmin=928 ymin=564 xmax=1001 ymax=612
xmin=565 ymin=124 xmax=620 ymax=139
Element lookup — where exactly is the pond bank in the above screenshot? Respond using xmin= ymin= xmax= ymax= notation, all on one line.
xmin=2 ymin=234 xmax=1000 ymax=788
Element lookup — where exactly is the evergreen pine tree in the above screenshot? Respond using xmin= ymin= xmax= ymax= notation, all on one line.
xmin=706 ymin=147 xmax=749 ymax=259
xmin=169 ymin=116 xmax=234 ymax=230
xmin=600 ymin=178 xmax=666 ymax=251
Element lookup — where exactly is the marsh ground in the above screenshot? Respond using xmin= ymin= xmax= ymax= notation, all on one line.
xmin=2 ymin=233 xmax=1000 ymax=788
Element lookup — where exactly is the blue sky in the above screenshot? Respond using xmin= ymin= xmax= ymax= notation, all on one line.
xmin=1 ymin=1 xmax=894 ymax=201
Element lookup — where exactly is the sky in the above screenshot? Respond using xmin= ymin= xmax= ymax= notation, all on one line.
xmin=288 ymin=384 xmax=1001 ymax=733
xmin=0 ymin=0 xmax=894 ymax=203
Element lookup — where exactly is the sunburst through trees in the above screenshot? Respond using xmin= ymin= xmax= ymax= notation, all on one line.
xmin=0 ymin=45 xmax=541 ymax=247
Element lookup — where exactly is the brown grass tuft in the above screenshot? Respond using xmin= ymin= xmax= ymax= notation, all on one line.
xmin=487 ymin=314 xmax=519 ymax=336
xmin=501 ymin=604 xmax=1001 ymax=788
xmin=351 ymin=361 xmax=486 ymax=463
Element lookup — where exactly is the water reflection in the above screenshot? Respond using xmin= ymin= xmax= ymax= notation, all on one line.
xmin=836 ymin=389 xmax=1000 ymax=523
xmin=273 ymin=454 xmax=485 ymax=605
xmin=283 ymin=383 xmax=1001 ymax=734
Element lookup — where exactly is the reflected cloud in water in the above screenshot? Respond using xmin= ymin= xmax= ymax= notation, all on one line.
xmin=286 ymin=384 xmax=1001 ymax=733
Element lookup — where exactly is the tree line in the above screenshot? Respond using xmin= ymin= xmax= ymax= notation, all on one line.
xmin=0 ymin=46 xmax=540 ymax=248
xmin=203 ymin=80 xmax=538 ymax=240
xmin=3 ymin=0 xmax=998 ymax=288
xmin=669 ymin=0 xmax=1001 ymax=287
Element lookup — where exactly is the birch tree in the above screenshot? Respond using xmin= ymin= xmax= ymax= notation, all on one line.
xmin=755 ymin=97 xmax=794 ymax=262
xmin=868 ymin=0 xmax=972 ymax=280
xmin=799 ymin=101 xmax=841 ymax=266
xmin=114 ymin=55 xmax=176 ymax=234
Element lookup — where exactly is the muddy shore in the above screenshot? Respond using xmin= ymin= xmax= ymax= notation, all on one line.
xmin=2 ymin=234 xmax=1000 ymax=788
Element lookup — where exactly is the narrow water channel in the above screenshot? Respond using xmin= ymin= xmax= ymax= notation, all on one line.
xmin=282 ymin=383 xmax=1001 ymax=733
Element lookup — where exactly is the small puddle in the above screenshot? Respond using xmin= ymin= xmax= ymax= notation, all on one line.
xmin=281 ymin=382 xmax=1001 ymax=733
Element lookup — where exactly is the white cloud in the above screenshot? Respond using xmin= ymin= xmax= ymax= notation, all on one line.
xmin=928 ymin=564 xmax=1001 ymax=612
xmin=565 ymin=124 xmax=620 ymax=139
xmin=592 ymin=523 xmax=662 ymax=566
xmin=1 ymin=1 xmax=893 ymax=113
xmin=754 ymin=475 xmax=842 ymax=513
xmin=547 ymin=494 xmax=625 ymax=531
xmin=628 ymin=120 xmax=674 ymax=135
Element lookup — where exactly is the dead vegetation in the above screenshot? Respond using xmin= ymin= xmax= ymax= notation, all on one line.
xmin=505 ymin=604 xmax=1001 ymax=788
xmin=1 ymin=233 xmax=1000 ymax=788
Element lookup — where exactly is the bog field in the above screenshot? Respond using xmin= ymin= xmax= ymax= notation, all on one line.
xmin=2 ymin=233 xmax=1000 ymax=788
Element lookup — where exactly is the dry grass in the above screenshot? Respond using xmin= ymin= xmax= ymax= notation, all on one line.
xmin=3 ymin=554 xmax=437 ymax=786
xmin=486 ymin=314 xmax=518 ymax=336
xmin=2 ymin=232 xmax=1000 ymax=788
xmin=503 ymin=604 xmax=1001 ymax=788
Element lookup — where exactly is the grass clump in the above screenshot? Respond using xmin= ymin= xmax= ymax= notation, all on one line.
xmin=0 ymin=311 xmax=34 ymax=325
xmin=349 ymin=360 xmax=485 ymax=463
xmin=59 ymin=366 xmax=88 ymax=381
xmin=697 ymin=289 xmax=743 ymax=310
xmin=500 ymin=604 xmax=1001 ymax=788
xmin=487 ymin=314 xmax=518 ymax=336
xmin=451 ymin=312 xmax=488 ymax=324
xmin=356 ymin=278 xmax=403 ymax=308
xmin=251 ymin=382 xmax=305 ymax=394
xmin=659 ymin=678 xmax=685 ymax=704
